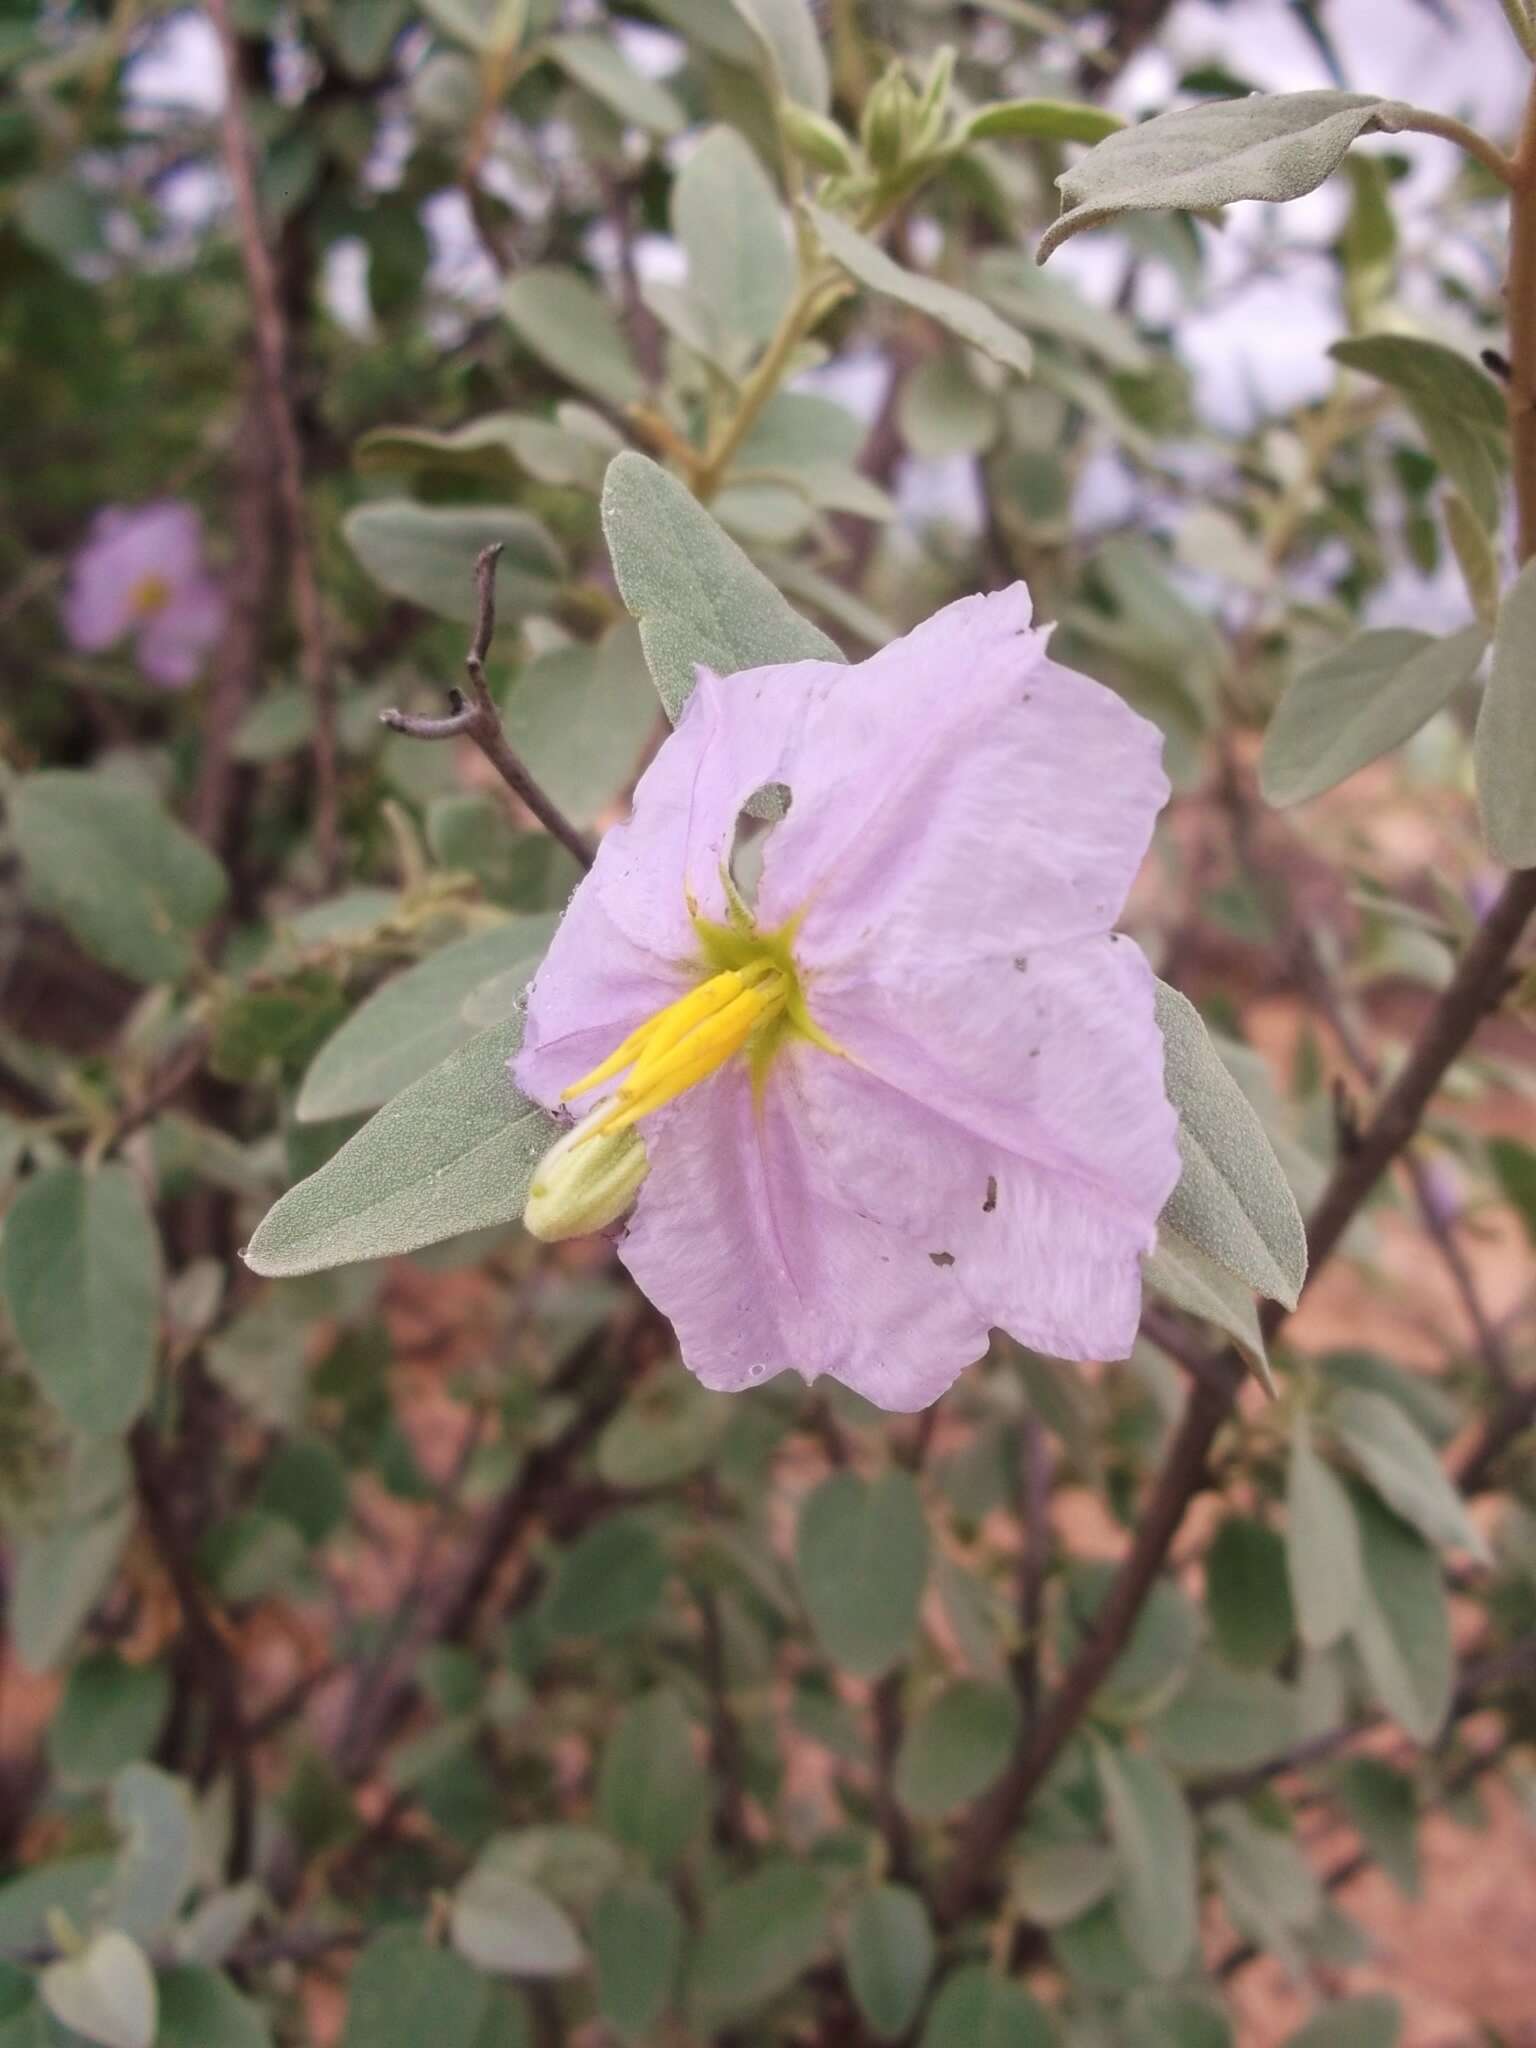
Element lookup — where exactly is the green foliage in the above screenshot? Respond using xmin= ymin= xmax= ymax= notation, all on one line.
xmin=795 ymin=1468 xmax=928 ymax=1677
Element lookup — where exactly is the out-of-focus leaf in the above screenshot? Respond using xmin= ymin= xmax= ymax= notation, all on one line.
xmin=1286 ymin=1416 xmax=1364 ymax=1649
xmin=592 ymin=1878 xmax=682 ymax=2040
xmin=809 ymin=207 xmax=1032 ymax=377
xmin=893 ymin=1680 xmax=1018 ymax=1816
xmin=674 ymin=126 xmax=793 ymax=348
xmin=547 ymin=34 xmax=684 ymax=134
xmin=1349 ymin=1487 xmax=1453 ymax=1742
xmin=898 ymin=354 xmax=1000 ymax=458
xmin=48 ymin=1655 xmax=169 ymax=1787
xmin=602 ymin=452 xmax=842 ymax=723
xmin=843 ymin=1886 xmax=935 ymax=2043
xmin=340 ymin=1929 xmax=491 ymax=2048
xmin=108 ymin=1763 xmax=196 ymax=1940
xmin=963 ymin=99 xmax=1124 ymax=146
xmin=1490 ymin=1135 xmax=1536 ymax=1244
xmin=1330 ymin=1757 xmax=1418 ymax=1896
xmin=1281 ymin=1996 xmax=1402 ymax=2048
xmin=1444 ymin=488 xmax=1501 ymax=632
xmin=1124 ymin=1988 xmax=1234 ymax=2048
xmin=1328 ymin=1388 xmax=1489 ymax=1559
xmin=542 ymin=1513 xmax=667 ymax=1639
xmin=1260 ymin=625 xmax=1485 ymax=806
xmin=1058 ymin=1563 xmax=1200 ymax=1719
xmin=1205 ymin=1516 xmax=1294 ymax=1668
xmin=344 ymin=503 xmax=563 ymax=621
xmin=1144 ymin=1229 xmax=1271 ymax=1389
xmin=1009 ymin=1841 xmax=1117 ymax=1927
xmin=1155 ymin=981 xmax=1306 ymax=1315
xmin=596 ymin=1372 xmax=728 ymax=1487
xmin=1150 ymin=1652 xmax=1298 ymax=1771
xmin=597 ymin=1690 xmax=708 ymax=1870
xmin=918 ymin=1964 xmax=1053 ymax=2047
xmin=728 ymin=0 xmax=829 ymax=110
xmin=296 ymin=919 xmax=554 ymax=1122
xmin=688 ymin=1861 xmax=828 ymax=2026
xmin=1095 ymin=1741 xmax=1197 ymax=1977
xmin=1040 ymin=92 xmax=1402 ymax=260
xmin=1476 ymin=551 xmax=1536 ymax=865
xmin=41 ymin=1929 xmax=156 ymax=2048
xmin=795 ymin=1469 xmax=928 ymax=1677
xmin=245 ymin=1018 xmax=554 ymax=1275
xmin=1333 ymin=333 xmax=1507 ymax=530
xmin=450 ymin=1860 xmax=584 ymax=1977
xmin=156 ymin=1965 xmax=272 ymax=2048
xmin=501 ymin=624 xmax=656 ymax=826
xmin=3 ymin=1164 xmax=159 ymax=1436
xmin=13 ymin=771 xmax=227 ymax=985
xmin=355 ymin=413 xmax=607 ymax=493
xmin=975 ymin=250 xmax=1151 ymax=373
xmin=503 ymin=267 xmax=643 ymax=407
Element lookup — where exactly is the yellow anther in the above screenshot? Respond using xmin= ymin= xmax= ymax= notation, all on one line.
xmin=128 ymin=573 xmax=172 ymax=619
xmin=573 ymin=974 xmax=786 ymax=1139
xmin=561 ymin=963 xmax=779 ymax=1104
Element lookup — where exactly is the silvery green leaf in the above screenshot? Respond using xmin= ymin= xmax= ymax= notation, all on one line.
xmin=898 ymin=354 xmax=1000 ymax=459
xmin=12 ymin=1496 xmax=133 ymax=1673
xmin=421 ymin=0 xmax=520 ymax=52
xmin=975 ymin=250 xmax=1151 ymax=374
xmin=1154 ymin=982 xmax=1306 ymax=1312
xmin=728 ymin=0 xmax=829 ymax=110
xmin=1144 ymin=1230 xmax=1272 ymax=1391
xmin=1260 ymin=625 xmax=1486 ymax=806
xmin=795 ymin=1469 xmax=927 ymax=1678
xmin=450 ymin=1863 xmax=584 ymax=1977
xmin=644 ymin=0 xmax=758 ymax=63
xmin=41 ymin=1930 xmax=156 ymax=2048
xmin=601 ymin=452 xmax=842 ymax=723
xmin=546 ymin=34 xmax=684 ymax=136
xmin=1039 ymin=92 xmax=1402 ymax=261
xmin=962 ymin=98 xmax=1124 ymax=146
xmin=1349 ymin=1486 xmax=1453 ymax=1743
xmin=354 ymin=413 xmax=607 ymax=493
xmin=738 ymin=391 xmax=865 ymax=469
xmin=674 ymin=126 xmax=793 ymax=348
xmin=809 ymin=206 xmax=1032 ymax=378
xmin=1331 ymin=334 xmax=1507 ymax=530
xmin=296 ymin=918 xmax=556 ymax=1122
xmin=843 ymin=1886 xmax=935 ymax=2043
xmin=502 ymin=623 xmax=657 ymax=825
xmin=1444 ymin=488 xmax=1501 ymax=633
xmin=344 ymin=503 xmax=564 ymax=621
xmin=1008 ymin=1842 xmax=1117 ymax=1928
xmin=1094 ymin=1740 xmax=1197 ymax=1978
xmin=1475 ymin=552 xmax=1536 ymax=866
xmin=13 ymin=771 xmax=228 ymax=986
xmin=503 ymin=266 xmax=644 ymax=408
xmin=714 ymin=479 xmax=815 ymax=545
xmin=1328 ymin=1388 xmax=1489 ymax=1560
xmin=244 ymin=1017 xmax=555 ymax=1276
xmin=1286 ymin=1414 xmax=1364 ymax=1650
xmin=2 ymin=1163 xmax=160 ymax=1436
xmin=108 ymin=1763 xmax=197 ymax=1940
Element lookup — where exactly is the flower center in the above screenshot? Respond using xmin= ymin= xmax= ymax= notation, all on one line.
xmin=128 ymin=573 xmax=173 ymax=619
xmin=561 ymin=907 xmax=842 ymax=1138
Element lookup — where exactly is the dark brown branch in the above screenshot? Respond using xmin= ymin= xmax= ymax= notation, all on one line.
xmin=128 ymin=1421 xmax=255 ymax=1878
xmin=380 ymin=545 xmax=594 ymax=874
xmin=698 ymin=1587 xmax=753 ymax=1855
xmin=205 ymin=0 xmax=340 ymax=885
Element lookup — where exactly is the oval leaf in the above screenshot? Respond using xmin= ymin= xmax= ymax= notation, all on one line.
xmin=809 ymin=206 xmax=1032 ymax=378
xmin=844 ymin=1886 xmax=935 ymax=2043
xmin=1286 ymin=1415 xmax=1364 ymax=1650
xmin=344 ymin=502 xmax=563 ymax=621
xmin=795 ymin=1469 xmax=928 ymax=1677
xmin=245 ymin=1018 xmax=555 ymax=1276
xmin=1095 ymin=1740 xmax=1197 ymax=1978
xmin=1328 ymin=1388 xmax=1488 ymax=1560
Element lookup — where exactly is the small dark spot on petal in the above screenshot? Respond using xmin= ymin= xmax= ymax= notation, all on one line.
xmin=929 ymin=1250 xmax=955 ymax=1268
xmin=1013 ymin=956 xmax=1029 ymax=972
xmin=983 ymin=1176 xmax=998 ymax=1213
xmin=1108 ymin=933 xmax=1119 ymax=943
xmin=1029 ymin=1047 xmax=1040 ymax=1058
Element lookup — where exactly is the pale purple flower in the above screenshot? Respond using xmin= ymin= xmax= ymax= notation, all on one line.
xmin=516 ymin=584 xmax=1181 ymax=1412
xmin=62 ymin=501 xmax=225 ymax=688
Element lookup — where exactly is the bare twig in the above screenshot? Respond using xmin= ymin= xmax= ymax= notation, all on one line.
xmin=381 ymin=546 xmax=594 ymax=873
xmin=1010 ymin=1415 xmax=1052 ymax=1730
xmin=697 ymin=1586 xmax=753 ymax=1855
xmin=205 ymin=0 xmax=340 ymax=884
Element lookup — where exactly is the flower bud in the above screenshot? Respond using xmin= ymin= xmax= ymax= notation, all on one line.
xmin=524 ymin=1111 xmax=649 ymax=1243
xmin=779 ymin=103 xmax=858 ymax=175
xmin=861 ymin=63 xmax=922 ymax=175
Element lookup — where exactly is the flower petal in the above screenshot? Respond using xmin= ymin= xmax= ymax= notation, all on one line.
xmin=136 ymin=575 xmax=226 ymax=687
xmin=516 ymin=883 xmax=690 ymax=1109
xmin=619 ymin=1059 xmax=992 ymax=1411
xmin=795 ymin=933 xmax=1179 ymax=1360
xmin=590 ymin=659 xmax=841 ymax=958
xmin=61 ymin=502 xmax=208 ymax=657
xmin=755 ymin=584 xmax=1169 ymax=964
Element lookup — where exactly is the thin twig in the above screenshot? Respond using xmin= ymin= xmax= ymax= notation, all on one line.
xmin=1010 ymin=1415 xmax=1052 ymax=1730
xmin=697 ymin=1587 xmax=753 ymax=1855
xmin=381 ymin=545 xmax=594 ymax=873
xmin=205 ymin=0 xmax=340 ymax=885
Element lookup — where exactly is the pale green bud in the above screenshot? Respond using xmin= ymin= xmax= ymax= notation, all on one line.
xmin=779 ymin=102 xmax=859 ymax=176
xmin=861 ymin=64 xmax=922 ymax=175
xmin=524 ymin=1111 xmax=649 ymax=1243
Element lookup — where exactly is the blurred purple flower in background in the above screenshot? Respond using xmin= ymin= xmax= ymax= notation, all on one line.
xmin=61 ymin=500 xmax=225 ymax=687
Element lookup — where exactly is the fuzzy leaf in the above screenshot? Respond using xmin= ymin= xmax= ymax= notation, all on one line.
xmin=1475 ymin=552 xmax=1536 ymax=865
xmin=809 ymin=206 xmax=1032 ymax=377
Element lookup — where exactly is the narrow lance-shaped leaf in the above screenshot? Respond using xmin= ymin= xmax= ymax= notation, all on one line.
xmin=244 ymin=1017 xmax=555 ymax=1277
xmin=1094 ymin=1740 xmax=1198 ymax=1978
xmin=1039 ymin=91 xmax=1407 ymax=261
xmin=1286 ymin=1413 xmax=1364 ymax=1649
xmin=1331 ymin=334 xmax=1508 ymax=531
xmin=1260 ymin=624 xmax=1487 ymax=808
xmin=808 ymin=206 xmax=1033 ymax=379
xmin=546 ymin=34 xmax=685 ymax=136
xmin=1328 ymin=1388 xmax=1490 ymax=1560
xmin=1154 ymin=981 xmax=1307 ymax=1309
xmin=1475 ymin=552 xmax=1536 ymax=866
xmin=962 ymin=99 xmax=1124 ymax=147
xmin=1144 ymin=1229 xmax=1273 ymax=1392
xmin=1349 ymin=1486 xmax=1454 ymax=1743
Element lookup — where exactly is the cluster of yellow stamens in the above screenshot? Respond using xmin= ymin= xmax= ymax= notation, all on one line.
xmin=562 ymin=959 xmax=790 ymax=1138
xmin=128 ymin=573 xmax=172 ymax=618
